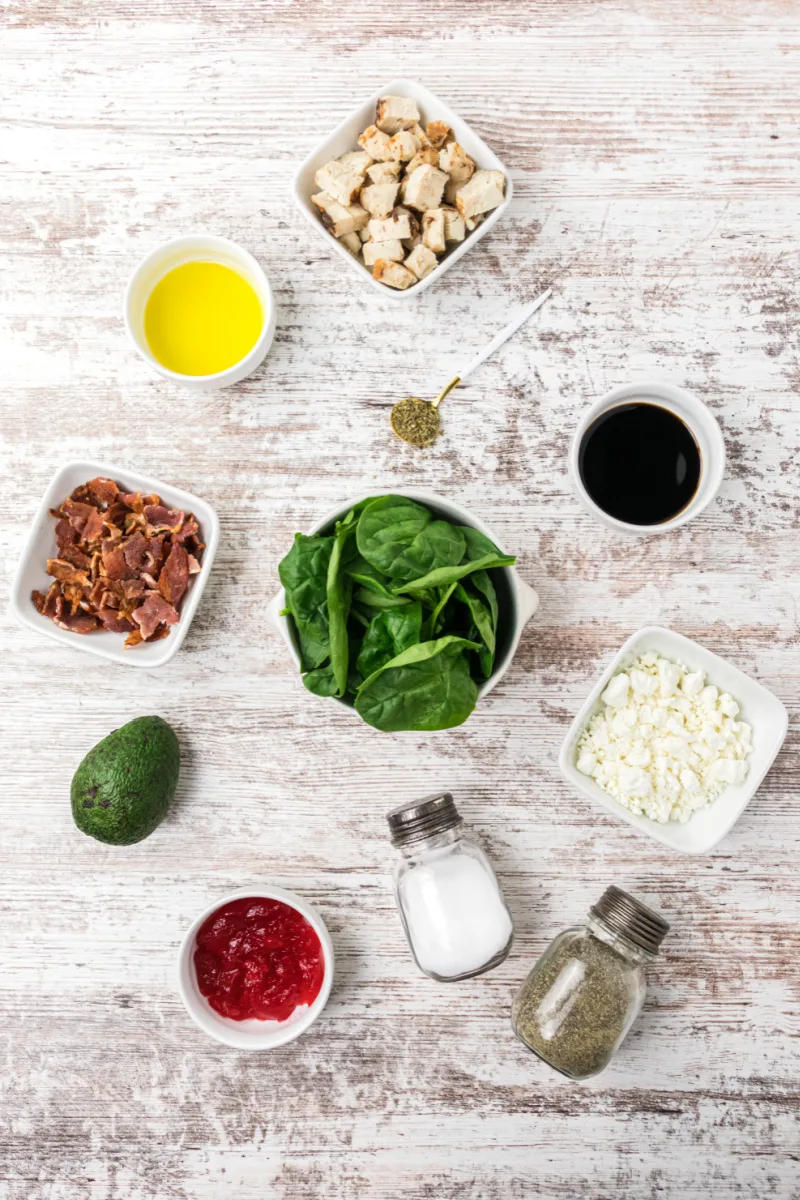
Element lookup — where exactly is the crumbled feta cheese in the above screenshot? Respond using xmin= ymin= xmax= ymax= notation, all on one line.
xmin=681 ymin=670 xmax=705 ymax=695
xmin=718 ymin=694 xmax=740 ymax=718
xmin=576 ymin=651 xmax=754 ymax=824
xmin=601 ymin=673 xmax=630 ymax=708
xmin=658 ymin=659 xmax=681 ymax=696
xmin=577 ymin=750 xmax=597 ymax=776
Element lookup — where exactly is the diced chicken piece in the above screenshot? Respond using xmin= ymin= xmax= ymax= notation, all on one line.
xmin=394 ymin=207 xmax=420 ymax=237
xmin=366 ymin=160 xmax=402 ymax=185
xmin=403 ymin=232 xmax=422 ymax=251
xmin=409 ymin=121 xmax=431 ymax=148
xmin=314 ymin=160 xmax=364 ymax=206
xmin=465 ymin=211 xmax=486 ymax=231
xmin=421 ymin=209 xmax=446 ymax=254
xmin=444 ymin=177 xmax=460 ymax=205
xmin=338 ymin=231 xmax=362 ymax=256
xmin=338 ymin=149 xmax=373 ymax=175
xmin=312 ymin=193 xmax=369 ymax=238
xmin=360 ymin=181 xmax=400 ymax=219
xmin=441 ymin=206 xmax=466 ymax=242
xmin=388 ymin=129 xmax=422 ymax=162
xmin=427 ymin=120 xmax=453 ymax=149
xmin=358 ymin=125 xmax=394 ymax=161
xmin=406 ymin=148 xmax=440 ymax=174
xmin=439 ymin=141 xmax=476 ymax=185
xmin=373 ymin=259 xmax=417 ymax=290
xmin=398 ymin=175 xmax=410 ymax=204
xmin=359 ymin=227 xmax=371 ymax=242
xmin=362 ymin=238 xmax=404 ymax=266
xmin=368 ymin=211 xmax=413 ymax=241
xmin=456 ymin=169 xmax=506 ymax=220
xmin=405 ymin=244 xmax=438 ymax=280
xmin=404 ymin=164 xmax=449 ymax=211
xmin=375 ymin=95 xmax=420 ymax=134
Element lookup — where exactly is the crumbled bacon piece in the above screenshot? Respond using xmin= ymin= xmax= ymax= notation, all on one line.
xmin=97 ymin=607 xmax=135 ymax=634
xmin=46 ymin=558 xmax=89 ymax=587
xmin=101 ymin=544 xmax=132 ymax=581
xmin=122 ymin=531 xmax=148 ymax=571
xmin=54 ymin=518 xmax=78 ymax=549
xmin=31 ymin=477 xmax=204 ymax=647
xmin=158 ymin=543 xmax=189 ymax=606
xmin=59 ymin=543 xmax=91 ymax=569
xmin=131 ymin=592 xmax=179 ymax=640
xmin=174 ymin=518 xmax=199 ymax=544
xmin=54 ymin=608 xmax=100 ymax=634
xmin=87 ymin=476 xmax=118 ymax=506
xmin=144 ymin=504 xmax=185 ymax=534
xmin=61 ymin=498 xmax=97 ymax=532
xmin=82 ymin=507 xmax=106 ymax=542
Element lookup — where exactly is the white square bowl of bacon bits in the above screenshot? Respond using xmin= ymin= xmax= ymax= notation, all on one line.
xmin=292 ymin=78 xmax=512 ymax=297
xmin=10 ymin=461 xmax=219 ymax=668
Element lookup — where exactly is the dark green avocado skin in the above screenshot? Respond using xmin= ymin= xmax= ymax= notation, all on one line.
xmin=71 ymin=716 xmax=180 ymax=845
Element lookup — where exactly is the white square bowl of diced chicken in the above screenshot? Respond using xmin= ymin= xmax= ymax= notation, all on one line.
xmin=292 ymin=79 xmax=512 ymax=297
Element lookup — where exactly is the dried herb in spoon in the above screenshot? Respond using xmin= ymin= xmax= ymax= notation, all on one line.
xmin=390 ymin=396 xmax=442 ymax=447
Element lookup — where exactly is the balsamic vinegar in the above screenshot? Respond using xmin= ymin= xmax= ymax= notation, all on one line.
xmin=578 ymin=402 xmax=701 ymax=526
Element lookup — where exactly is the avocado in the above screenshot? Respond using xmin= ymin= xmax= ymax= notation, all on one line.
xmin=71 ymin=715 xmax=180 ymax=845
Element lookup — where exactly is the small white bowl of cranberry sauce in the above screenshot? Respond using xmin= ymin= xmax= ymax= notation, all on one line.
xmin=177 ymin=887 xmax=334 ymax=1049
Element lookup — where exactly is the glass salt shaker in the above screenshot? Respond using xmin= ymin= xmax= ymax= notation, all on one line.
xmin=511 ymin=885 xmax=669 ymax=1079
xmin=387 ymin=793 xmax=514 ymax=981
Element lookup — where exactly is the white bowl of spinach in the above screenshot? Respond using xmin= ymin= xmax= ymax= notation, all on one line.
xmin=271 ymin=492 xmax=538 ymax=732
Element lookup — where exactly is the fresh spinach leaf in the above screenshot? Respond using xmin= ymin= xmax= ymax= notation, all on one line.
xmin=326 ymin=511 xmax=356 ymax=696
xmin=356 ymin=602 xmax=422 ymax=680
xmin=303 ymin=663 xmax=339 ymax=697
xmin=455 ymin=581 xmax=496 ymax=677
xmin=355 ymin=586 xmax=413 ymax=609
xmin=387 ymin=520 xmax=466 ymax=583
xmin=355 ymin=635 xmax=481 ymax=731
xmin=278 ymin=533 xmax=334 ymax=670
xmin=391 ymin=551 xmax=516 ymax=596
xmin=356 ymin=495 xmax=433 ymax=579
xmin=345 ymin=553 xmax=397 ymax=597
xmin=459 ymin=526 xmax=504 ymax=562
xmin=421 ymin=581 xmax=457 ymax=640
xmin=470 ymin=569 xmax=499 ymax=629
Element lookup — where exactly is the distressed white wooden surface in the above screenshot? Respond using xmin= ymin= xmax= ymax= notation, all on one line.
xmin=1 ymin=2 xmax=799 ymax=1197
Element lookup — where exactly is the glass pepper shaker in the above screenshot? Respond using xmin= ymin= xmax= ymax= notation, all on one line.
xmin=511 ymin=885 xmax=669 ymax=1079
xmin=387 ymin=793 xmax=514 ymax=981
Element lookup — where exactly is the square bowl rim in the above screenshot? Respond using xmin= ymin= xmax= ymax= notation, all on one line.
xmin=558 ymin=624 xmax=789 ymax=854
xmin=291 ymin=76 xmax=513 ymax=301
xmin=9 ymin=458 xmax=220 ymax=668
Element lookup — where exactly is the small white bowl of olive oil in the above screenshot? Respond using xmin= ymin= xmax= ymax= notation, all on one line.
xmin=124 ymin=234 xmax=276 ymax=389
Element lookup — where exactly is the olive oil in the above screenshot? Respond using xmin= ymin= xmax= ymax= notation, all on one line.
xmin=144 ymin=260 xmax=262 ymax=376
xmin=578 ymin=402 xmax=701 ymax=526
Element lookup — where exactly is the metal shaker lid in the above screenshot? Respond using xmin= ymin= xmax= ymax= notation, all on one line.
xmin=591 ymin=885 xmax=670 ymax=955
xmin=386 ymin=792 xmax=463 ymax=846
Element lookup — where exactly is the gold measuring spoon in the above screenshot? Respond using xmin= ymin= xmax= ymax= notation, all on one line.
xmin=390 ymin=287 xmax=553 ymax=447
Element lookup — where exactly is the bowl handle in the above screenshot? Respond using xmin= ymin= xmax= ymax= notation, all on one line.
xmin=516 ymin=578 xmax=539 ymax=625
xmin=267 ymin=590 xmax=286 ymax=632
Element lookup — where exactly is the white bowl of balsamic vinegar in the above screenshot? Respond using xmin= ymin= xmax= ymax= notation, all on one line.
xmin=570 ymin=381 xmax=726 ymax=535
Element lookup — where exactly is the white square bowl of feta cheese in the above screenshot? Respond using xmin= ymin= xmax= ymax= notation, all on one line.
xmin=559 ymin=626 xmax=788 ymax=854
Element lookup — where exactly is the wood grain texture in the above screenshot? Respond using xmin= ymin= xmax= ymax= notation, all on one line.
xmin=1 ymin=1 xmax=799 ymax=1197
